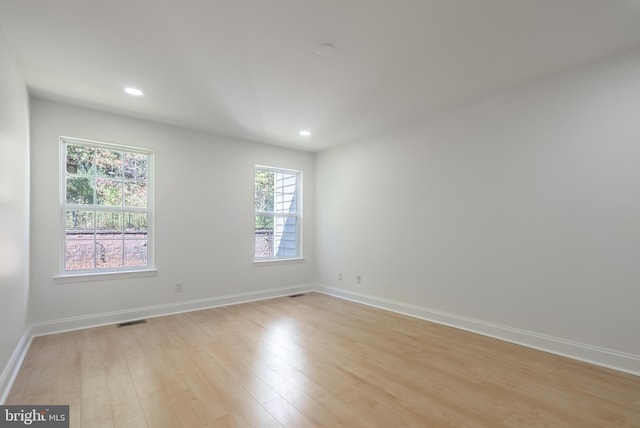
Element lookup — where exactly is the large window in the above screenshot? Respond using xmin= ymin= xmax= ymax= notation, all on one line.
xmin=254 ymin=166 xmax=301 ymax=260
xmin=61 ymin=137 xmax=153 ymax=273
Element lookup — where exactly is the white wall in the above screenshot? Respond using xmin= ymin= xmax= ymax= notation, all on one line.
xmin=316 ymin=48 xmax=640 ymax=365
xmin=0 ymin=30 xmax=30 ymax=392
xmin=29 ymin=99 xmax=315 ymax=327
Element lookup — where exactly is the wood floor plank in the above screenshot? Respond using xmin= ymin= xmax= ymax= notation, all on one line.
xmin=6 ymin=293 xmax=640 ymax=427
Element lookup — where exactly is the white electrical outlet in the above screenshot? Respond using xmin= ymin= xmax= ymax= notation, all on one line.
xmin=175 ymin=283 xmax=183 ymax=293
xmin=356 ymin=275 xmax=361 ymax=284
xmin=338 ymin=272 xmax=343 ymax=281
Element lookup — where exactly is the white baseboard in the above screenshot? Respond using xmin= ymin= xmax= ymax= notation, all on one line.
xmin=0 ymin=284 xmax=314 ymax=402
xmin=317 ymin=285 xmax=640 ymax=377
xmin=4 ymin=282 xmax=637 ymax=404
xmin=30 ymin=284 xmax=315 ymax=337
xmin=0 ymin=327 xmax=32 ymax=404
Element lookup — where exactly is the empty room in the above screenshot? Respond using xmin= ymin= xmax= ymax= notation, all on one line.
xmin=1 ymin=1 xmax=639 ymax=427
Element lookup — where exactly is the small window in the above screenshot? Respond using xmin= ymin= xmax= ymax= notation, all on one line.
xmin=61 ymin=137 xmax=153 ymax=274
xmin=254 ymin=166 xmax=302 ymax=261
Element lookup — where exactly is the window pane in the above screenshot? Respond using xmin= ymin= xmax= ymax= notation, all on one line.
xmin=255 ymin=214 xmax=273 ymax=231
xmin=124 ymin=152 xmax=148 ymax=180
xmin=66 ymin=177 xmax=94 ymax=204
xmin=96 ymin=211 xmax=123 ymax=234
xmin=255 ymin=215 xmax=274 ymax=258
xmin=274 ymin=216 xmax=297 ymax=257
xmin=124 ymin=240 xmax=148 ymax=267
xmin=66 ymin=144 xmax=94 ymax=174
xmin=255 ymin=170 xmax=274 ymax=211
xmin=274 ymin=172 xmax=297 ymax=213
xmin=125 ymin=212 xmax=147 ymax=232
xmin=124 ymin=181 xmax=147 ymax=208
xmin=124 ymin=212 xmax=148 ymax=268
xmin=96 ymin=148 xmax=122 ymax=178
xmin=96 ymin=240 xmax=123 ymax=269
xmin=96 ymin=178 xmax=123 ymax=206
xmin=65 ymin=210 xmax=94 ymax=239
xmin=65 ymin=240 xmax=95 ymax=271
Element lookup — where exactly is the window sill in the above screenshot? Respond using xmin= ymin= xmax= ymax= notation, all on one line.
xmin=253 ymin=258 xmax=304 ymax=265
xmin=54 ymin=268 xmax=158 ymax=283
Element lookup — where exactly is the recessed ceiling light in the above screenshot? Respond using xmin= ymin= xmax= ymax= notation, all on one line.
xmin=316 ymin=43 xmax=335 ymax=56
xmin=124 ymin=87 xmax=143 ymax=96
xmin=299 ymin=130 xmax=311 ymax=137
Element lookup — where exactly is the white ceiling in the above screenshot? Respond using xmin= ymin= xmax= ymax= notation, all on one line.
xmin=2 ymin=0 xmax=640 ymax=151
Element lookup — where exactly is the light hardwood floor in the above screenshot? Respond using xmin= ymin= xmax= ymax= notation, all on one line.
xmin=6 ymin=292 xmax=640 ymax=427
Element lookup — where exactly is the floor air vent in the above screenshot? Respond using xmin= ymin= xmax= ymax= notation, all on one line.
xmin=289 ymin=293 xmax=305 ymax=298
xmin=117 ymin=319 xmax=147 ymax=327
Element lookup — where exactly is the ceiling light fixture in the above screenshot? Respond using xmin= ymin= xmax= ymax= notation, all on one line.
xmin=299 ymin=130 xmax=311 ymax=137
xmin=124 ymin=87 xmax=144 ymax=96
xmin=316 ymin=43 xmax=335 ymax=56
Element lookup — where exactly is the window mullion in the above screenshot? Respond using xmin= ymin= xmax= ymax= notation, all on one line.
xmin=257 ymin=211 xmax=297 ymax=218
xmin=66 ymin=205 xmax=147 ymax=213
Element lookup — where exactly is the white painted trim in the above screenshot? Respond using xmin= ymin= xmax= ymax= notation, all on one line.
xmin=29 ymin=284 xmax=315 ymax=337
xmin=53 ymin=268 xmax=158 ymax=283
xmin=317 ymin=285 xmax=640 ymax=377
xmin=0 ymin=327 xmax=32 ymax=404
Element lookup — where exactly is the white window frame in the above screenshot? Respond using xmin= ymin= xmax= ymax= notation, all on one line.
xmin=254 ymin=165 xmax=303 ymax=262
xmin=59 ymin=136 xmax=155 ymax=276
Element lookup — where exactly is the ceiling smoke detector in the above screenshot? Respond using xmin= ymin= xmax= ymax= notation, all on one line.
xmin=316 ymin=43 xmax=335 ymax=56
